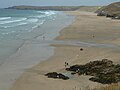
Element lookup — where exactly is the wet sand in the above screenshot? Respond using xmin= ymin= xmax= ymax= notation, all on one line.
xmin=11 ymin=11 xmax=120 ymax=90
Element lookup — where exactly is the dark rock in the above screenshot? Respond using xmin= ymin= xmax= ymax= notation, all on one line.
xmin=45 ymin=72 xmax=58 ymax=78
xmin=97 ymin=11 xmax=106 ymax=16
xmin=112 ymin=16 xmax=120 ymax=19
xmin=106 ymin=14 xmax=114 ymax=18
xmin=97 ymin=13 xmax=104 ymax=16
xmin=45 ymin=72 xmax=69 ymax=80
xmin=89 ymin=73 xmax=118 ymax=84
xmin=58 ymin=73 xmax=69 ymax=80
xmin=71 ymin=72 xmax=76 ymax=75
xmin=66 ymin=59 xmax=120 ymax=84
xmin=96 ymin=2 xmax=120 ymax=20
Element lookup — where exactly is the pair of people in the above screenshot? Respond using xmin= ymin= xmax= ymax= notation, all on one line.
xmin=65 ymin=62 xmax=69 ymax=68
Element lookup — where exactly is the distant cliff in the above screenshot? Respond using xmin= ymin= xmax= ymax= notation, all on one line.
xmin=96 ymin=2 xmax=120 ymax=19
xmin=6 ymin=6 xmax=81 ymax=11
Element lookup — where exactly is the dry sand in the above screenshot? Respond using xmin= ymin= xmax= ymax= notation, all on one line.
xmin=11 ymin=11 xmax=120 ymax=90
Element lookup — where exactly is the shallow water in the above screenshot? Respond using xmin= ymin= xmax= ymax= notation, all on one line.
xmin=0 ymin=9 xmax=74 ymax=64
xmin=26 ymin=39 xmax=119 ymax=49
xmin=0 ymin=9 xmax=74 ymax=90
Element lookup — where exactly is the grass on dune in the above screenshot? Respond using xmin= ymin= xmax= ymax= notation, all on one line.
xmin=93 ymin=83 xmax=120 ymax=90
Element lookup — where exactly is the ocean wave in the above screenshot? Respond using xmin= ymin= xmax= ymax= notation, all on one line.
xmin=36 ymin=11 xmax=57 ymax=16
xmin=27 ymin=18 xmax=38 ymax=23
xmin=0 ymin=18 xmax=27 ymax=25
xmin=31 ymin=20 xmax=45 ymax=29
xmin=1 ymin=30 xmax=16 ymax=35
xmin=44 ymin=11 xmax=56 ymax=15
xmin=1 ymin=22 xmax=27 ymax=28
xmin=0 ymin=17 xmax=11 ymax=20
xmin=1 ymin=32 xmax=10 ymax=35
xmin=31 ymin=15 xmax=46 ymax=19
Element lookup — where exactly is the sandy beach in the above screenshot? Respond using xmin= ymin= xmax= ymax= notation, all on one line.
xmin=11 ymin=10 xmax=120 ymax=90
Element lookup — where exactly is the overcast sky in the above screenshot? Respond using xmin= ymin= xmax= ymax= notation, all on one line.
xmin=0 ymin=0 xmax=120 ymax=8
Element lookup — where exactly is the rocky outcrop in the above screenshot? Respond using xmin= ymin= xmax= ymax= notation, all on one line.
xmin=66 ymin=59 xmax=120 ymax=84
xmin=45 ymin=59 xmax=120 ymax=84
xmin=45 ymin=72 xmax=69 ymax=80
xmin=96 ymin=2 xmax=120 ymax=19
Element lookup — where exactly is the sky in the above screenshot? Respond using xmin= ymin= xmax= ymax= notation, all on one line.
xmin=0 ymin=0 xmax=120 ymax=8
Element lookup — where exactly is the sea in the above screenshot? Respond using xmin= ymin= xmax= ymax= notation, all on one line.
xmin=0 ymin=9 xmax=74 ymax=90
xmin=0 ymin=9 xmax=74 ymax=65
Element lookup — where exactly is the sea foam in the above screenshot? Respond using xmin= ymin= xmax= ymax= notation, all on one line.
xmin=1 ymin=22 xmax=27 ymax=28
xmin=0 ymin=17 xmax=11 ymax=20
xmin=0 ymin=18 xmax=27 ymax=24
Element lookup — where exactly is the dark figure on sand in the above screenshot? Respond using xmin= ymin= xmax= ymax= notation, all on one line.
xmin=80 ymin=48 xmax=83 ymax=51
xmin=43 ymin=36 xmax=45 ymax=40
xmin=65 ymin=62 xmax=69 ymax=68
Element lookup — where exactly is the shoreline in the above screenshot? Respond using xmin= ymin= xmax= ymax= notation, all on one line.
xmin=11 ymin=10 xmax=120 ymax=90
xmin=0 ymin=11 xmax=74 ymax=90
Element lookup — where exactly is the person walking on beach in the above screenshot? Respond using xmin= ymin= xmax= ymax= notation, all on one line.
xmin=65 ymin=62 xmax=69 ymax=68
xmin=43 ymin=36 xmax=45 ymax=40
